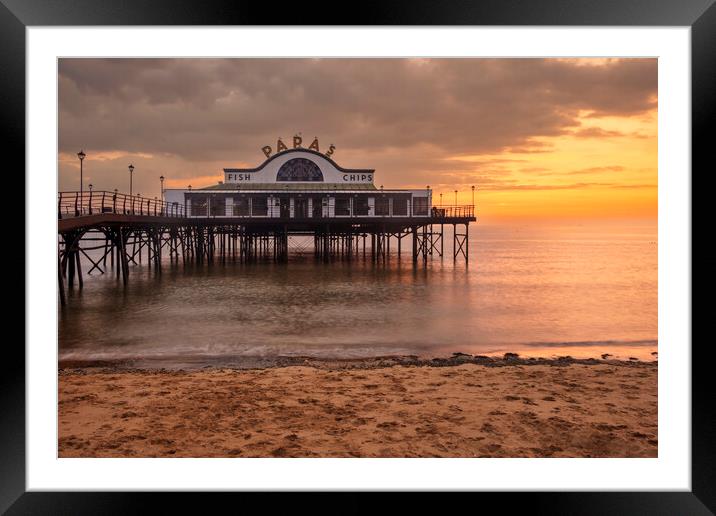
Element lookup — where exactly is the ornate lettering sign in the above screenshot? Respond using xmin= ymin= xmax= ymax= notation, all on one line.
xmin=261 ymin=135 xmax=335 ymax=159
xmin=226 ymin=139 xmax=372 ymax=185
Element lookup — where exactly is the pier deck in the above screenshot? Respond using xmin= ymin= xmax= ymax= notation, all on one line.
xmin=57 ymin=191 xmax=476 ymax=306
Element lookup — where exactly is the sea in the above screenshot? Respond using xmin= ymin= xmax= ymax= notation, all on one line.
xmin=58 ymin=222 xmax=658 ymax=368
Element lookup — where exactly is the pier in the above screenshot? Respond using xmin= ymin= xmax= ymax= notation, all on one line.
xmin=58 ymin=146 xmax=478 ymax=305
xmin=58 ymin=190 xmax=476 ymax=306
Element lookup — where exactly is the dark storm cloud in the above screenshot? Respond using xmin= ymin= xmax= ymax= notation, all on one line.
xmin=57 ymin=58 xmax=657 ymax=195
xmin=59 ymin=58 xmax=656 ymax=158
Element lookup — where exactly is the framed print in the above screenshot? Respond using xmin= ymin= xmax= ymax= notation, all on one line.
xmin=3 ymin=0 xmax=714 ymax=513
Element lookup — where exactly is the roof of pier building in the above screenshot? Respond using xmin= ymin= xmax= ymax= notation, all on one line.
xmin=194 ymin=182 xmax=378 ymax=191
xmin=191 ymin=148 xmax=379 ymax=191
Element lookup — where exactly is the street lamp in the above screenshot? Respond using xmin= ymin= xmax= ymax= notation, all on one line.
xmin=77 ymin=150 xmax=86 ymax=196
xmin=471 ymin=185 xmax=475 ymax=206
xmin=440 ymin=192 xmax=443 ymax=207
xmin=128 ymin=164 xmax=135 ymax=197
xmin=188 ymin=184 xmax=192 ymax=191
xmin=160 ymin=175 xmax=165 ymax=202
xmin=454 ymin=189 xmax=458 ymax=205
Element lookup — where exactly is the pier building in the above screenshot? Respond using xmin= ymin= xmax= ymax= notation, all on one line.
xmin=57 ymin=142 xmax=476 ymax=305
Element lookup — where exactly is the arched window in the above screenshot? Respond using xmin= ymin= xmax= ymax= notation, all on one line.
xmin=276 ymin=158 xmax=324 ymax=182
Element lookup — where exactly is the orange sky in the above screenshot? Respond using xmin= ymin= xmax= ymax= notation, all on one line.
xmin=58 ymin=58 xmax=657 ymax=224
xmin=437 ymin=111 xmax=657 ymax=221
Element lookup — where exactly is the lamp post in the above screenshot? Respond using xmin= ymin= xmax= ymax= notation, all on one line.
xmin=128 ymin=164 xmax=135 ymax=197
xmin=77 ymin=150 xmax=86 ymax=196
xmin=440 ymin=192 xmax=443 ymax=207
xmin=160 ymin=175 xmax=165 ymax=202
xmin=454 ymin=189 xmax=458 ymax=205
xmin=472 ymin=185 xmax=475 ymax=206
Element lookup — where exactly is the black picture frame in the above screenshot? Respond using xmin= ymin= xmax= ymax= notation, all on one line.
xmin=3 ymin=0 xmax=713 ymax=513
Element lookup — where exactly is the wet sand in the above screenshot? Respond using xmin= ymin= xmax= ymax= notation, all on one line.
xmin=58 ymin=357 xmax=657 ymax=458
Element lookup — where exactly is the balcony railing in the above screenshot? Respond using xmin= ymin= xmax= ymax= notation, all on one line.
xmin=59 ymin=191 xmax=474 ymax=221
xmin=430 ymin=205 xmax=475 ymax=219
xmin=58 ymin=191 xmax=186 ymax=219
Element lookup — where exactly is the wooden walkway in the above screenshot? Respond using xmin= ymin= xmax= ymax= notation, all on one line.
xmin=57 ymin=191 xmax=476 ymax=306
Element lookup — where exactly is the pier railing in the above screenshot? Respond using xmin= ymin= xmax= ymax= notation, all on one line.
xmin=58 ymin=191 xmax=474 ymax=221
xmin=58 ymin=191 xmax=186 ymax=219
xmin=430 ymin=205 xmax=475 ymax=219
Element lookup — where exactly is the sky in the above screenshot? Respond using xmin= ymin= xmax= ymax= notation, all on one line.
xmin=58 ymin=58 xmax=657 ymax=224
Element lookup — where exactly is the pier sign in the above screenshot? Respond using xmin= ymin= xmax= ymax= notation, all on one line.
xmin=262 ymin=135 xmax=335 ymax=159
xmin=225 ymin=142 xmax=372 ymax=185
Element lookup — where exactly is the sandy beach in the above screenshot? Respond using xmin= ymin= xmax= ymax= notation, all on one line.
xmin=58 ymin=356 xmax=657 ymax=458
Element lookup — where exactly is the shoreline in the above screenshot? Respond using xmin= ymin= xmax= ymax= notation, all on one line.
xmin=58 ymin=352 xmax=658 ymax=372
xmin=59 ymin=356 xmax=657 ymax=458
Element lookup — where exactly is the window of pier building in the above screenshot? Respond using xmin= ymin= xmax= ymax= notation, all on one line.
xmin=312 ymin=196 xmax=325 ymax=218
xmin=276 ymin=158 xmax=324 ymax=182
xmin=210 ymin=196 xmax=226 ymax=217
xmin=251 ymin=196 xmax=269 ymax=216
xmin=294 ymin=196 xmax=309 ymax=218
xmin=354 ymin=196 xmax=369 ymax=216
xmin=375 ymin=196 xmax=390 ymax=216
xmin=392 ymin=196 xmax=409 ymax=216
xmin=412 ymin=196 xmax=428 ymax=216
xmin=233 ymin=196 xmax=250 ymax=216
xmin=192 ymin=196 xmax=208 ymax=216
xmin=335 ymin=195 xmax=351 ymax=216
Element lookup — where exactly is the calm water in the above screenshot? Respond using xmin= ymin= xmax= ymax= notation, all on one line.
xmin=59 ymin=223 xmax=658 ymax=367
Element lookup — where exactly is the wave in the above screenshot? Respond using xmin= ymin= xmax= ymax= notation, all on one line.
xmin=521 ymin=339 xmax=657 ymax=348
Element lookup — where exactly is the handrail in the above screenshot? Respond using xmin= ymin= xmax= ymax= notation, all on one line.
xmin=58 ymin=191 xmax=474 ymax=220
xmin=58 ymin=191 xmax=186 ymax=219
xmin=429 ymin=205 xmax=476 ymax=219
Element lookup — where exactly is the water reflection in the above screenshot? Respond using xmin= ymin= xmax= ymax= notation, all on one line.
xmin=59 ymin=224 xmax=658 ymax=365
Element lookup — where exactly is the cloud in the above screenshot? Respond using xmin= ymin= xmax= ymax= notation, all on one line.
xmin=518 ymin=165 xmax=631 ymax=178
xmin=57 ymin=58 xmax=657 ymax=204
xmin=478 ymin=181 xmax=611 ymax=191
xmin=571 ymin=127 xmax=627 ymax=138
xmin=59 ymin=58 xmax=657 ymax=157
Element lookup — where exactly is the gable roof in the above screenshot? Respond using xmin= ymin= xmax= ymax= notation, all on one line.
xmin=224 ymin=148 xmax=374 ymax=174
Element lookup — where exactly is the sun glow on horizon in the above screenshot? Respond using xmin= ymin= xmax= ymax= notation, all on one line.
xmin=429 ymin=109 xmax=657 ymax=223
